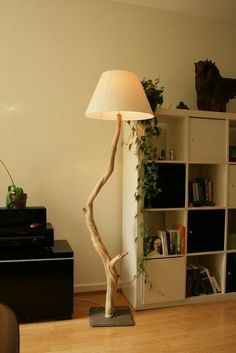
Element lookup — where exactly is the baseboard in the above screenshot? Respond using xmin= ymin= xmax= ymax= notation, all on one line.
xmin=74 ymin=281 xmax=122 ymax=293
xmin=74 ymin=283 xmax=106 ymax=293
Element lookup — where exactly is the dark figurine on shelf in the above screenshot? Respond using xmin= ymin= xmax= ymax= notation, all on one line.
xmin=176 ymin=101 xmax=189 ymax=109
xmin=195 ymin=59 xmax=236 ymax=112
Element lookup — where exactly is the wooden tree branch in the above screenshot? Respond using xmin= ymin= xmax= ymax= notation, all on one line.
xmin=83 ymin=113 xmax=128 ymax=318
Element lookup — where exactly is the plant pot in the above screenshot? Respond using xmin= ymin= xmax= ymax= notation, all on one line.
xmin=10 ymin=193 xmax=27 ymax=209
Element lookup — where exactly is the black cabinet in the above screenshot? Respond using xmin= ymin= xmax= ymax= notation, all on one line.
xmin=226 ymin=253 xmax=236 ymax=293
xmin=0 ymin=240 xmax=74 ymax=321
xmin=187 ymin=209 xmax=225 ymax=253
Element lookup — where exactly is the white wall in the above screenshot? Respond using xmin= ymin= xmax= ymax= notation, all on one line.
xmin=0 ymin=0 xmax=236 ymax=291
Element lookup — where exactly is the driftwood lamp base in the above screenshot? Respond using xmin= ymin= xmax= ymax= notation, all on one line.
xmin=83 ymin=114 xmax=128 ymax=320
xmin=89 ymin=306 xmax=134 ymax=327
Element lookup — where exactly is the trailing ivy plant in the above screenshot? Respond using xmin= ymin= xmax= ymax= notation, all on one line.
xmin=126 ymin=78 xmax=164 ymax=285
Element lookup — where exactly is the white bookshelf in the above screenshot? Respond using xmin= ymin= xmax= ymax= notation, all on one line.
xmin=122 ymin=108 xmax=236 ymax=310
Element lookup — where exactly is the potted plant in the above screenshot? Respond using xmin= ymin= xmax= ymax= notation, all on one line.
xmin=141 ymin=78 xmax=164 ymax=113
xmin=0 ymin=159 xmax=27 ymax=209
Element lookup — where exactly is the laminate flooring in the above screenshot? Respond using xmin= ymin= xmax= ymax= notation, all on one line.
xmin=20 ymin=291 xmax=236 ymax=353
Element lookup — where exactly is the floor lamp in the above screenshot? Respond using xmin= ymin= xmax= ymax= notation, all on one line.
xmin=84 ymin=70 xmax=153 ymax=326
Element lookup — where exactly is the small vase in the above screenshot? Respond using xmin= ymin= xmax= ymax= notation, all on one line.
xmin=11 ymin=193 xmax=27 ymax=209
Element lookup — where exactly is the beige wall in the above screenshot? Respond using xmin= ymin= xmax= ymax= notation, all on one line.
xmin=0 ymin=0 xmax=236 ymax=291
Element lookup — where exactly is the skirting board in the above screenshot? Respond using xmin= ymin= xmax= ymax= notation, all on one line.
xmin=74 ymin=281 xmax=122 ymax=293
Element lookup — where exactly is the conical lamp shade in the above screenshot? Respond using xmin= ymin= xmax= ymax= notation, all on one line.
xmin=85 ymin=70 xmax=153 ymax=121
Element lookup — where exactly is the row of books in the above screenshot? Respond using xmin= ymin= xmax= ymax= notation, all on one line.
xmin=189 ymin=178 xmax=215 ymax=206
xmin=186 ymin=264 xmax=221 ymax=297
xmin=145 ymin=225 xmax=185 ymax=257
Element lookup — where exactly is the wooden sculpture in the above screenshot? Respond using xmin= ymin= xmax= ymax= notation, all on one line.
xmin=195 ymin=60 xmax=236 ymax=112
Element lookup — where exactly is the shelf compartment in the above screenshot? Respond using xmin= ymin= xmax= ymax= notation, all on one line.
xmin=144 ymin=163 xmax=186 ymax=208
xmin=188 ymin=164 xmax=227 ymax=207
xmin=144 ymin=209 xmax=186 ymax=234
xmin=157 ymin=116 xmax=187 ymax=161
xmin=187 ymin=209 xmax=225 ymax=253
xmin=143 ymin=210 xmax=186 ymax=257
xmin=187 ymin=253 xmax=224 ymax=297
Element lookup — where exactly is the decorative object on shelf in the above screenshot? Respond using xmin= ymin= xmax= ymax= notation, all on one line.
xmin=176 ymin=101 xmax=189 ymax=109
xmin=159 ymin=149 xmax=165 ymax=160
xmin=169 ymin=149 xmax=174 ymax=160
xmin=195 ymin=59 xmax=236 ymax=112
xmin=0 ymin=159 xmax=26 ymax=209
xmin=84 ymin=70 xmax=153 ymax=326
xmin=145 ymin=236 xmax=163 ymax=257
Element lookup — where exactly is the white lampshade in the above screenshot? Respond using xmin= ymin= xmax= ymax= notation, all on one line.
xmin=85 ymin=70 xmax=153 ymax=121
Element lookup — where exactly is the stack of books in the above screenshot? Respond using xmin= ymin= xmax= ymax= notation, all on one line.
xmin=189 ymin=177 xmax=215 ymax=206
xmin=186 ymin=264 xmax=221 ymax=297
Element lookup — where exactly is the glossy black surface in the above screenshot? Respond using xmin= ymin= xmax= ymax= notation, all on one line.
xmin=0 ymin=240 xmax=74 ymax=321
xmin=145 ymin=163 xmax=186 ymax=208
xmin=0 ymin=239 xmax=72 ymax=260
xmin=187 ymin=209 xmax=225 ymax=253
xmin=0 ymin=207 xmax=47 ymax=227
xmin=226 ymin=253 xmax=236 ymax=293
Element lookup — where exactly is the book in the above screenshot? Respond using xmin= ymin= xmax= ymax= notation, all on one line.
xmin=166 ymin=230 xmax=175 ymax=255
xmin=211 ymin=276 xmax=221 ymax=293
xmin=189 ymin=177 xmax=215 ymax=206
xmin=204 ymin=178 xmax=209 ymax=201
xmin=199 ymin=266 xmax=214 ymax=294
xmin=157 ymin=230 xmax=168 ymax=256
xmin=188 ymin=181 xmax=194 ymax=205
xmin=174 ymin=230 xmax=181 ymax=254
xmin=192 ymin=181 xmax=199 ymax=203
xmin=174 ymin=224 xmax=185 ymax=254
xmin=196 ymin=177 xmax=205 ymax=203
xmin=199 ymin=265 xmax=216 ymax=293
xmin=189 ymin=264 xmax=201 ymax=296
xmin=208 ymin=180 xmax=213 ymax=203
xmin=186 ymin=264 xmax=219 ymax=297
xmin=186 ymin=265 xmax=194 ymax=297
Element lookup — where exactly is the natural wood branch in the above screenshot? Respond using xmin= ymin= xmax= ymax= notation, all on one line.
xmin=83 ymin=113 xmax=128 ymax=318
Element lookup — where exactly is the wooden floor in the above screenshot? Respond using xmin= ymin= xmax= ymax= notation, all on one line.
xmin=20 ymin=291 xmax=236 ymax=353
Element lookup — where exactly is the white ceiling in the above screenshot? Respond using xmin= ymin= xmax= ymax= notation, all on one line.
xmin=112 ymin=0 xmax=236 ymax=22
